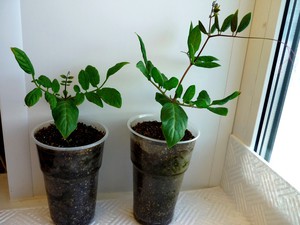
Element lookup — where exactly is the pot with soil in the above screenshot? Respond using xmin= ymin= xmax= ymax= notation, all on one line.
xmin=128 ymin=114 xmax=199 ymax=225
xmin=33 ymin=120 xmax=108 ymax=225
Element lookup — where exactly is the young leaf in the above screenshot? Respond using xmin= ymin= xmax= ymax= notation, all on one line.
xmin=207 ymin=106 xmax=228 ymax=116
xmin=210 ymin=24 xmax=217 ymax=34
xmin=214 ymin=15 xmax=220 ymax=31
xmin=11 ymin=47 xmax=35 ymax=75
xmin=161 ymin=103 xmax=188 ymax=148
xmin=237 ymin=12 xmax=252 ymax=33
xmin=136 ymin=61 xmax=150 ymax=79
xmin=25 ymin=88 xmax=42 ymax=107
xmin=51 ymin=79 xmax=60 ymax=93
xmin=188 ymin=25 xmax=201 ymax=61
xmin=163 ymin=77 xmax=179 ymax=91
xmin=211 ymin=91 xmax=240 ymax=105
xmin=193 ymin=90 xmax=211 ymax=108
xmin=175 ymin=84 xmax=183 ymax=99
xmin=45 ymin=92 xmax=57 ymax=109
xmin=106 ymin=62 xmax=129 ymax=79
xmin=73 ymin=85 xmax=81 ymax=93
xmin=78 ymin=70 xmax=90 ymax=91
xmin=98 ymin=87 xmax=122 ymax=108
xmin=136 ymin=34 xmax=148 ymax=64
xmin=183 ymin=85 xmax=196 ymax=103
xmin=52 ymin=100 xmax=79 ymax=139
xmin=72 ymin=93 xmax=85 ymax=106
xmin=198 ymin=20 xmax=208 ymax=34
xmin=221 ymin=14 xmax=234 ymax=32
xmin=85 ymin=65 xmax=100 ymax=87
xmin=231 ymin=10 xmax=238 ymax=33
xmin=155 ymin=93 xmax=170 ymax=106
xmin=151 ymin=67 xmax=164 ymax=87
xmin=85 ymin=92 xmax=104 ymax=108
xmin=38 ymin=75 xmax=52 ymax=88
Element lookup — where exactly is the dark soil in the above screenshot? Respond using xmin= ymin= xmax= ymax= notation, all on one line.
xmin=35 ymin=122 xmax=104 ymax=147
xmin=132 ymin=121 xmax=194 ymax=141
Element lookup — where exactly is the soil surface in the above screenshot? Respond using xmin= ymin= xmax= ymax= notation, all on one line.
xmin=35 ymin=123 xmax=104 ymax=147
xmin=132 ymin=121 xmax=194 ymax=141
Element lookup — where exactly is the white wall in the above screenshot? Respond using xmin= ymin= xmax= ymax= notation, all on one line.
xmin=1 ymin=0 xmax=256 ymax=198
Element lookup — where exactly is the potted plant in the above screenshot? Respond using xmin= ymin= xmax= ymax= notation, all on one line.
xmin=128 ymin=2 xmax=252 ymax=224
xmin=11 ymin=47 xmax=128 ymax=225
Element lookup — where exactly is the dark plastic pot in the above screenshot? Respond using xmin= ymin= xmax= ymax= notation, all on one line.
xmin=128 ymin=114 xmax=199 ymax=225
xmin=32 ymin=120 xmax=108 ymax=225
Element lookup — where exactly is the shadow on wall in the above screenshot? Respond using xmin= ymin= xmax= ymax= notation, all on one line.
xmin=0 ymin=113 xmax=6 ymax=173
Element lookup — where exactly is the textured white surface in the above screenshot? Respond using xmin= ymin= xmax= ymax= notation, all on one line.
xmin=222 ymin=135 xmax=300 ymax=225
xmin=0 ymin=187 xmax=250 ymax=225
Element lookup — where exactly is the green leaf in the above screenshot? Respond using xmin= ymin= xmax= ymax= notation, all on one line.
xmin=151 ymin=67 xmax=164 ymax=86
xmin=136 ymin=61 xmax=150 ymax=79
xmin=237 ymin=12 xmax=252 ymax=33
xmin=24 ymin=88 xmax=42 ymax=107
xmin=210 ymin=24 xmax=217 ymax=34
xmin=231 ymin=10 xmax=238 ymax=33
xmin=194 ymin=56 xmax=220 ymax=68
xmin=214 ymin=15 xmax=220 ymax=31
xmin=45 ymin=92 xmax=57 ymax=109
xmin=211 ymin=91 xmax=240 ymax=105
xmin=38 ymin=75 xmax=52 ymax=88
xmin=136 ymin=34 xmax=148 ymax=64
xmin=193 ymin=90 xmax=211 ymax=108
xmin=183 ymin=85 xmax=196 ymax=103
xmin=78 ymin=70 xmax=90 ymax=90
xmin=155 ymin=93 xmax=170 ymax=106
xmin=73 ymin=85 xmax=81 ymax=93
xmin=11 ymin=47 xmax=35 ymax=75
xmin=175 ymin=84 xmax=183 ymax=98
xmin=51 ymin=79 xmax=60 ymax=93
xmin=163 ymin=77 xmax=179 ymax=91
xmin=221 ymin=14 xmax=234 ymax=32
xmin=52 ymin=100 xmax=79 ymax=139
xmin=198 ymin=20 xmax=208 ymax=34
xmin=98 ymin=87 xmax=122 ymax=108
xmin=106 ymin=62 xmax=129 ymax=79
xmin=85 ymin=92 xmax=103 ymax=108
xmin=188 ymin=24 xmax=201 ymax=61
xmin=72 ymin=93 xmax=85 ymax=106
xmin=161 ymin=103 xmax=188 ymax=148
xmin=85 ymin=65 xmax=100 ymax=87
xmin=207 ymin=107 xmax=228 ymax=116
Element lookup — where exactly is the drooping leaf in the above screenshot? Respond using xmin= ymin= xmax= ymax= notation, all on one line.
xmin=237 ymin=12 xmax=252 ymax=33
xmin=136 ymin=61 xmax=150 ymax=79
xmin=98 ymin=87 xmax=122 ymax=108
xmin=52 ymin=79 xmax=60 ymax=93
xmin=85 ymin=65 xmax=100 ymax=87
xmin=221 ymin=14 xmax=234 ymax=32
xmin=188 ymin=24 xmax=201 ymax=61
xmin=151 ymin=67 xmax=164 ymax=87
xmin=211 ymin=91 xmax=240 ymax=105
xmin=37 ymin=75 xmax=52 ymax=88
xmin=24 ymin=88 xmax=42 ymax=107
xmin=85 ymin=92 xmax=103 ymax=108
xmin=163 ymin=77 xmax=179 ymax=91
xmin=11 ymin=47 xmax=35 ymax=75
xmin=207 ymin=106 xmax=228 ymax=116
xmin=52 ymin=100 xmax=79 ymax=139
xmin=182 ymin=85 xmax=196 ymax=103
xmin=106 ymin=62 xmax=129 ymax=79
xmin=136 ymin=34 xmax=148 ymax=64
xmin=155 ymin=93 xmax=170 ymax=106
xmin=194 ymin=56 xmax=220 ymax=68
xmin=78 ymin=70 xmax=90 ymax=91
xmin=231 ymin=10 xmax=238 ymax=33
xmin=161 ymin=103 xmax=188 ymax=148
xmin=45 ymin=92 xmax=57 ymax=109
xmin=198 ymin=20 xmax=208 ymax=34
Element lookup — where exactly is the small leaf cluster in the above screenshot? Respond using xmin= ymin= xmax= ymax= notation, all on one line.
xmin=136 ymin=2 xmax=252 ymax=148
xmin=11 ymin=47 xmax=129 ymax=139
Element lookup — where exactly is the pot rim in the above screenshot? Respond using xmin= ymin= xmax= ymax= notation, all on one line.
xmin=127 ymin=114 xmax=200 ymax=144
xmin=32 ymin=119 xmax=109 ymax=151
